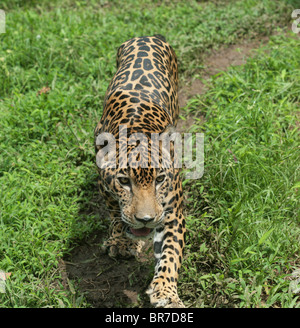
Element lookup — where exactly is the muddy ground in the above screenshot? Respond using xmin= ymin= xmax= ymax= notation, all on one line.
xmin=62 ymin=37 xmax=269 ymax=308
xmin=63 ymin=232 xmax=153 ymax=307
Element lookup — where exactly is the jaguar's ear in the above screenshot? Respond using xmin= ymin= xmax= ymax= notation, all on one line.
xmin=95 ymin=132 xmax=116 ymax=169
xmin=163 ymin=124 xmax=176 ymax=135
xmin=159 ymin=125 xmax=182 ymax=169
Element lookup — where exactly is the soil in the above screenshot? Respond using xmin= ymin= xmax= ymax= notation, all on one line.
xmin=62 ymin=36 xmax=270 ymax=308
xmin=63 ymin=231 xmax=153 ymax=307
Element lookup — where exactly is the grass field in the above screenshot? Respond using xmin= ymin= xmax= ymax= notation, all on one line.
xmin=181 ymin=33 xmax=300 ymax=307
xmin=0 ymin=0 xmax=299 ymax=307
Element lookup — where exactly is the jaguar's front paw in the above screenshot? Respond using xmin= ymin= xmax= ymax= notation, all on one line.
xmin=101 ymin=237 xmax=145 ymax=258
xmin=146 ymin=279 xmax=185 ymax=308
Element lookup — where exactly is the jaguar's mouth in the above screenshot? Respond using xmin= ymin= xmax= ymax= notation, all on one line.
xmin=125 ymin=225 xmax=154 ymax=238
xmin=130 ymin=227 xmax=152 ymax=237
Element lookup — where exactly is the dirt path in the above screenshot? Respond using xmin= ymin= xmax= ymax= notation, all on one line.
xmin=62 ymin=36 xmax=271 ymax=308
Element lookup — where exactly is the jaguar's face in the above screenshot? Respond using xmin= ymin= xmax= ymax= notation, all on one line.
xmin=101 ymin=166 xmax=173 ymax=239
xmin=96 ymin=128 xmax=177 ymax=238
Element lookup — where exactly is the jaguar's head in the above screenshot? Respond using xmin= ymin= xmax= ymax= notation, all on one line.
xmin=96 ymin=128 xmax=177 ymax=239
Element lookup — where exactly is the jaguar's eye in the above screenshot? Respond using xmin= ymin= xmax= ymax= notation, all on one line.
xmin=156 ymin=175 xmax=165 ymax=184
xmin=118 ymin=177 xmax=130 ymax=185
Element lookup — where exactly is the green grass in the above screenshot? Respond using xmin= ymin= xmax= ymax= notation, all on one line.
xmin=181 ymin=33 xmax=300 ymax=308
xmin=0 ymin=0 xmax=299 ymax=307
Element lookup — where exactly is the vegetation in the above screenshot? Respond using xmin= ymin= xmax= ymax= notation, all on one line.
xmin=181 ymin=33 xmax=300 ymax=307
xmin=0 ymin=0 xmax=299 ymax=307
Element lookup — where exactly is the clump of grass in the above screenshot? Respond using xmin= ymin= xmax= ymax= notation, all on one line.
xmin=181 ymin=32 xmax=300 ymax=308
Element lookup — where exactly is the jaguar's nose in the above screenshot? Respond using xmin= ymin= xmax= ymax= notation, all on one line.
xmin=135 ymin=215 xmax=155 ymax=223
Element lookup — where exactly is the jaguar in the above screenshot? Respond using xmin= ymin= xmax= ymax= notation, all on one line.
xmin=94 ymin=35 xmax=186 ymax=308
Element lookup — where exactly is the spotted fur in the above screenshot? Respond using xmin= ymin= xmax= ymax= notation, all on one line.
xmin=94 ymin=35 xmax=186 ymax=308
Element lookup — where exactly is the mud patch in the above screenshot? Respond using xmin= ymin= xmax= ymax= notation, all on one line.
xmin=64 ymin=230 xmax=153 ymax=307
